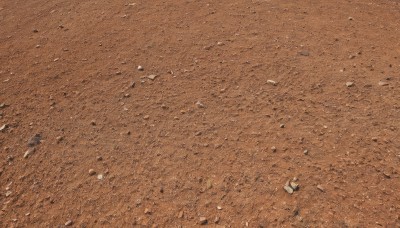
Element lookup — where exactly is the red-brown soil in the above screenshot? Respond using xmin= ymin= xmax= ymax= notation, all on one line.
xmin=1 ymin=0 xmax=400 ymax=227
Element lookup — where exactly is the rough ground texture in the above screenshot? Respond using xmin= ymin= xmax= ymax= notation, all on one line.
xmin=0 ymin=0 xmax=400 ymax=227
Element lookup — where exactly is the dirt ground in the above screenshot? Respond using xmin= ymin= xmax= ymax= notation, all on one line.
xmin=1 ymin=0 xmax=399 ymax=227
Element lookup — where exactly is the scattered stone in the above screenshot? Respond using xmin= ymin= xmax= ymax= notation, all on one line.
xmin=97 ymin=174 xmax=103 ymax=180
xmin=24 ymin=148 xmax=35 ymax=158
xmin=267 ymin=80 xmax=277 ymax=86
xmin=89 ymin=169 xmax=96 ymax=176
xmin=206 ymin=179 xmax=213 ymax=189
xmin=178 ymin=210 xmax=184 ymax=218
xmin=271 ymin=146 xmax=277 ymax=152
xmin=96 ymin=156 xmax=103 ymax=161
xmin=137 ymin=65 xmax=144 ymax=71
xmin=372 ymin=137 xmax=378 ymax=142
xmin=195 ymin=131 xmax=202 ymax=136
xmin=5 ymin=191 xmax=12 ymax=197
xmin=299 ymin=50 xmax=309 ymax=56
xmin=56 ymin=136 xmax=64 ymax=143
xmin=28 ymin=134 xmax=42 ymax=147
xmin=147 ymin=74 xmax=158 ymax=80
xmin=348 ymin=17 xmax=354 ymax=20
xmin=90 ymin=120 xmax=96 ymax=126
xmin=346 ymin=82 xmax=354 ymax=87
xmin=65 ymin=220 xmax=73 ymax=226
xmin=217 ymin=206 xmax=222 ymax=210
xmin=116 ymin=71 xmax=122 ymax=75
xmin=196 ymin=101 xmax=205 ymax=108
xmin=199 ymin=217 xmax=208 ymax=225
xmin=317 ymin=185 xmax=325 ymax=192
xmin=348 ymin=54 xmax=356 ymax=59
xmin=214 ymin=216 xmax=220 ymax=223
xmin=284 ymin=185 xmax=294 ymax=194
xmin=280 ymin=124 xmax=285 ymax=128
xmin=217 ymin=41 xmax=224 ymax=46
xmin=303 ymin=149 xmax=309 ymax=155
xmin=143 ymin=115 xmax=150 ymax=120
xmin=144 ymin=208 xmax=151 ymax=214
xmin=290 ymin=181 xmax=299 ymax=191
xmin=33 ymin=29 xmax=39 ymax=33
xmin=378 ymin=81 xmax=389 ymax=86
xmin=130 ymin=81 xmax=136 ymax=88
xmin=0 ymin=124 xmax=7 ymax=132
xmin=0 ymin=103 xmax=7 ymax=108
xmin=383 ymin=172 xmax=391 ymax=179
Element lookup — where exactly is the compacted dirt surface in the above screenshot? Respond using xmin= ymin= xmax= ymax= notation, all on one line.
xmin=1 ymin=0 xmax=400 ymax=227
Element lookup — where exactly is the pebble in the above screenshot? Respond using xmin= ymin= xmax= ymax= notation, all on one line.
xmin=0 ymin=124 xmax=7 ymax=132
xmin=27 ymin=134 xmax=41 ymax=147
xmin=317 ymin=185 xmax=325 ymax=192
xmin=144 ymin=208 xmax=151 ymax=214
xmin=137 ymin=65 xmax=144 ymax=71
xmin=56 ymin=136 xmax=64 ymax=143
xmin=89 ymin=169 xmax=96 ymax=176
xmin=5 ymin=191 xmax=12 ymax=197
xmin=147 ymin=75 xmax=158 ymax=80
xmin=299 ymin=50 xmax=310 ymax=56
xmin=303 ymin=149 xmax=309 ymax=155
xmin=96 ymin=156 xmax=103 ymax=161
xmin=378 ymin=81 xmax=389 ymax=86
xmin=196 ymin=101 xmax=205 ymax=108
xmin=199 ymin=217 xmax=208 ymax=225
xmin=24 ymin=148 xmax=35 ymax=158
xmin=65 ymin=220 xmax=73 ymax=226
xmin=348 ymin=17 xmax=354 ymax=20
xmin=97 ymin=174 xmax=103 ymax=180
xmin=217 ymin=206 xmax=222 ymax=210
xmin=143 ymin=115 xmax=150 ymax=120
xmin=280 ymin=124 xmax=285 ymax=128
xmin=129 ymin=81 xmax=136 ymax=88
xmin=267 ymin=80 xmax=277 ymax=86
xmin=290 ymin=181 xmax=299 ymax=191
xmin=178 ymin=210 xmax=184 ymax=218
xmin=346 ymin=82 xmax=354 ymax=87
xmin=271 ymin=146 xmax=277 ymax=152
xmin=284 ymin=185 xmax=294 ymax=194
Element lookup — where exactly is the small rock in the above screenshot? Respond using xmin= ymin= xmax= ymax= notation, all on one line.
xmin=147 ymin=74 xmax=158 ymax=80
xmin=303 ymin=149 xmax=309 ymax=155
xmin=317 ymin=185 xmax=325 ymax=192
xmin=372 ymin=137 xmax=378 ymax=142
xmin=137 ymin=65 xmax=144 ymax=71
xmin=144 ymin=208 xmax=151 ymax=214
xmin=65 ymin=220 xmax=73 ymax=226
xmin=143 ymin=115 xmax=150 ymax=120
xmin=24 ymin=148 xmax=35 ymax=158
xmin=0 ymin=103 xmax=7 ymax=108
xmin=267 ymin=80 xmax=277 ymax=86
xmin=271 ymin=146 xmax=277 ymax=152
xmin=89 ymin=169 xmax=96 ymax=176
xmin=0 ymin=124 xmax=7 ymax=132
xmin=280 ymin=124 xmax=285 ymax=128
xmin=130 ymin=81 xmax=136 ymax=88
xmin=96 ymin=156 xmax=103 ymax=161
xmin=217 ymin=206 xmax=222 ymax=210
xmin=196 ymin=101 xmax=205 ymax=108
xmin=56 ymin=136 xmax=64 ymax=143
xmin=290 ymin=181 xmax=299 ymax=191
xmin=299 ymin=50 xmax=309 ymax=56
xmin=346 ymin=82 xmax=354 ymax=87
xmin=378 ymin=81 xmax=389 ymax=86
xmin=90 ymin=120 xmax=96 ymax=126
xmin=27 ymin=134 xmax=41 ymax=147
xmin=5 ymin=191 xmax=12 ymax=197
xmin=116 ymin=71 xmax=122 ymax=75
xmin=97 ymin=174 xmax=103 ymax=180
xmin=199 ymin=217 xmax=208 ymax=225
xmin=214 ymin=216 xmax=220 ymax=223
xmin=195 ymin=131 xmax=202 ymax=136
xmin=284 ymin=185 xmax=293 ymax=194
xmin=348 ymin=17 xmax=353 ymax=20
xmin=178 ymin=210 xmax=184 ymax=218
xmin=33 ymin=29 xmax=39 ymax=33
xmin=217 ymin=41 xmax=224 ymax=46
